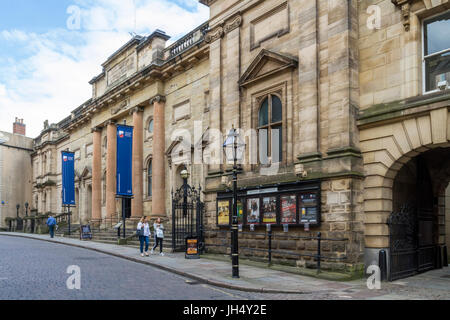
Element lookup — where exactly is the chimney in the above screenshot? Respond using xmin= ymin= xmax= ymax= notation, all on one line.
xmin=13 ymin=117 xmax=26 ymax=136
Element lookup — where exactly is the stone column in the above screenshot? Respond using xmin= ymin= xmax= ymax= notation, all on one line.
xmin=297 ymin=0 xmax=321 ymax=162
xmin=205 ymin=25 xmax=224 ymax=174
xmin=105 ymin=121 xmax=117 ymax=219
xmin=91 ymin=127 xmax=102 ymax=223
xmin=151 ymin=95 xmax=166 ymax=218
xmin=131 ymin=107 xmax=144 ymax=218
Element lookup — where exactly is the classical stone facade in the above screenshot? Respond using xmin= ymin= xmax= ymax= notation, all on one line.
xmin=18 ymin=0 xmax=450 ymax=278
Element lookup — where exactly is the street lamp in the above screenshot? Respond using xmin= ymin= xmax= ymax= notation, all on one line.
xmin=16 ymin=204 xmax=20 ymax=218
xmin=25 ymin=202 xmax=29 ymax=217
xmin=181 ymin=169 xmax=189 ymax=218
xmin=223 ymin=125 xmax=245 ymax=278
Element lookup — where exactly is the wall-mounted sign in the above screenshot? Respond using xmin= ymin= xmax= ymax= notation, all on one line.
xmin=217 ymin=200 xmax=230 ymax=225
xmin=247 ymin=198 xmax=260 ymax=224
xmin=300 ymin=192 xmax=319 ymax=224
xmin=61 ymin=151 xmax=75 ymax=206
xmin=247 ymin=188 xmax=278 ymax=196
xmin=262 ymin=196 xmax=277 ymax=224
xmin=280 ymin=195 xmax=296 ymax=224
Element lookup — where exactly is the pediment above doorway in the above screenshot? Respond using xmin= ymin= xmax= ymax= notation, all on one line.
xmin=239 ymin=49 xmax=298 ymax=88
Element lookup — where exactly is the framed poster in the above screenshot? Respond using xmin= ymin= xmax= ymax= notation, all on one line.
xmin=237 ymin=200 xmax=243 ymax=224
xmin=280 ymin=195 xmax=297 ymax=224
xmin=299 ymin=192 xmax=319 ymax=224
xmin=262 ymin=196 xmax=277 ymax=224
xmin=217 ymin=200 xmax=230 ymax=225
xmin=246 ymin=198 xmax=260 ymax=224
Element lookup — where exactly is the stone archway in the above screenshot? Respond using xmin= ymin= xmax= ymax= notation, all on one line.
xmin=360 ymin=107 xmax=450 ymax=277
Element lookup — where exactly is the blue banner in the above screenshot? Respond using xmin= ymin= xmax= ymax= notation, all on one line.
xmin=61 ymin=151 xmax=75 ymax=206
xmin=116 ymin=125 xmax=134 ymax=197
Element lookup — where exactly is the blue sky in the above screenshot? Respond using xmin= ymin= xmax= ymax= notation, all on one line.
xmin=0 ymin=0 xmax=209 ymax=137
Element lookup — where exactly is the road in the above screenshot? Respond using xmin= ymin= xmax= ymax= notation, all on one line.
xmin=0 ymin=236 xmax=260 ymax=300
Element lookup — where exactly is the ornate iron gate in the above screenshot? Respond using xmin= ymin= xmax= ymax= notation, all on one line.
xmin=388 ymin=156 xmax=437 ymax=281
xmin=388 ymin=204 xmax=418 ymax=281
xmin=171 ymin=180 xmax=204 ymax=252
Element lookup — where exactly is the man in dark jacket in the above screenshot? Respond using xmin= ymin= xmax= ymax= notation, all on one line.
xmin=46 ymin=215 xmax=56 ymax=238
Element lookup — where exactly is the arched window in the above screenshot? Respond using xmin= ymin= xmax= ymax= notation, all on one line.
xmin=147 ymin=161 xmax=152 ymax=197
xmin=258 ymin=94 xmax=282 ymax=163
xmin=148 ymin=119 xmax=154 ymax=134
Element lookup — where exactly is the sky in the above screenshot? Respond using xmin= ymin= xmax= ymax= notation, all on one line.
xmin=0 ymin=0 xmax=209 ymax=138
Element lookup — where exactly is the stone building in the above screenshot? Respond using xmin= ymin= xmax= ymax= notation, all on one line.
xmin=24 ymin=0 xmax=450 ymax=280
xmin=0 ymin=119 xmax=33 ymax=229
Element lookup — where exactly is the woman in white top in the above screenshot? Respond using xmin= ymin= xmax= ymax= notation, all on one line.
xmin=151 ymin=217 xmax=164 ymax=256
xmin=137 ymin=216 xmax=151 ymax=257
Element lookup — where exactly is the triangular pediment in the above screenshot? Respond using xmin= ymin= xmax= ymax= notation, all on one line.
xmin=239 ymin=49 xmax=298 ymax=87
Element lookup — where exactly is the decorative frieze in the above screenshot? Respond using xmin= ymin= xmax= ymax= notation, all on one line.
xmin=205 ymin=26 xmax=224 ymax=44
xmin=224 ymin=15 xmax=242 ymax=34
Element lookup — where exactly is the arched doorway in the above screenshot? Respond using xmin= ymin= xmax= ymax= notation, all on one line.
xmin=388 ymin=151 xmax=442 ymax=281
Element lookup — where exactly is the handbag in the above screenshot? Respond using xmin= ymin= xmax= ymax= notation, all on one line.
xmin=156 ymin=227 xmax=164 ymax=238
xmin=136 ymin=226 xmax=144 ymax=237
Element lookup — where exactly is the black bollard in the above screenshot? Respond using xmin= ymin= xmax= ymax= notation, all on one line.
xmin=443 ymin=246 xmax=448 ymax=267
xmin=379 ymin=250 xmax=387 ymax=281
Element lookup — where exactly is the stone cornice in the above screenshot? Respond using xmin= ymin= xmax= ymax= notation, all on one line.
xmin=150 ymin=95 xmax=166 ymax=105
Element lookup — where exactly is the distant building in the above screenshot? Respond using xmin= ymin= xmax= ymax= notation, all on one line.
xmin=0 ymin=122 xmax=33 ymax=229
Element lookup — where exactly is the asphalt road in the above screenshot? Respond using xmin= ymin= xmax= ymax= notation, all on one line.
xmin=0 ymin=236 xmax=255 ymax=300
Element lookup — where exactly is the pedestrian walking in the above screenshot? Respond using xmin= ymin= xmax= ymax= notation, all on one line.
xmin=137 ymin=216 xmax=151 ymax=257
xmin=151 ymin=217 xmax=164 ymax=256
xmin=46 ymin=215 xmax=56 ymax=238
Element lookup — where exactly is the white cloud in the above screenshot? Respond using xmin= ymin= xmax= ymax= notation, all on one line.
xmin=0 ymin=0 xmax=209 ymax=137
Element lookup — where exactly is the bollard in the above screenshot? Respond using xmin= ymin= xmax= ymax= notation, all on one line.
xmin=437 ymin=246 xmax=443 ymax=269
xmin=443 ymin=246 xmax=448 ymax=267
xmin=316 ymin=232 xmax=321 ymax=274
xmin=268 ymin=229 xmax=273 ymax=266
xmin=379 ymin=250 xmax=387 ymax=281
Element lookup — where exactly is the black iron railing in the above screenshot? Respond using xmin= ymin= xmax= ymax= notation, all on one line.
xmin=203 ymin=229 xmax=348 ymax=273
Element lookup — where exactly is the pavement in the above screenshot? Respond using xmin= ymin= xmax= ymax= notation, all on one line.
xmin=1 ymin=232 xmax=450 ymax=300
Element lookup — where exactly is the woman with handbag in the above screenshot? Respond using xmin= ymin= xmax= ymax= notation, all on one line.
xmin=137 ymin=216 xmax=151 ymax=257
xmin=151 ymin=217 xmax=164 ymax=256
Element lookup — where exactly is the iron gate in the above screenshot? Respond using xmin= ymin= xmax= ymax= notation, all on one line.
xmin=171 ymin=180 xmax=204 ymax=252
xmin=388 ymin=203 xmax=418 ymax=281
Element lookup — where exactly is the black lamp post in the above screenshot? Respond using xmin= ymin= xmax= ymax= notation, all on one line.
xmin=16 ymin=204 xmax=20 ymax=218
xmin=25 ymin=202 xmax=29 ymax=217
xmin=223 ymin=126 xmax=245 ymax=279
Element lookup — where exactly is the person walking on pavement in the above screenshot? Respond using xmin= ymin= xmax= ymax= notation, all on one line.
xmin=151 ymin=217 xmax=164 ymax=256
xmin=137 ymin=216 xmax=151 ymax=257
xmin=46 ymin=215 xmax=56 ymax=238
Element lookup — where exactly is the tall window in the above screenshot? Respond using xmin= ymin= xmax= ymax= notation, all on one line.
xmin=147 ymin=161 xmax=152 ymax=197
xmin=424 ymin=11 xmax=450 ymax=92
xmin=148 ymin=119 xmax=154 ymax=134
xmin=258 ymin=94 xmax=283 ymax=163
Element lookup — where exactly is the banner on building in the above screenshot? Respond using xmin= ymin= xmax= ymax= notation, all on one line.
xmin=116 ymin=124 xmax=134 ymax=197
xmin=61 ymin=151 xmax=75 ymax=206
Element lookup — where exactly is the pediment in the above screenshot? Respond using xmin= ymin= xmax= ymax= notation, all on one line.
xmin=239 ymin=49 xmax=298 ymax=87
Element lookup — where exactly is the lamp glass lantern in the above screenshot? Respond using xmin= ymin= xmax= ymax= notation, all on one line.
xmin=223 ymin=127 xmax=245 ymax=164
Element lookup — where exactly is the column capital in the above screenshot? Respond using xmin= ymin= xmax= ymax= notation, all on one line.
xmin=129 ymin=106 xmax=145 ymax=115
xmin=91 ymin=126 xmax=103 ymax=133
xmin=105 ymin=120 xmax=117 ymax=127
xmin=150 ymin=95 xmax=166 ymax=105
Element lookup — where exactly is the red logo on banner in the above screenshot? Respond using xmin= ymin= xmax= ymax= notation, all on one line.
xmin=119 ymin=131 xmax=124 ymax=138
xmin=63 ymin=156 xmax=68 ymax=162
